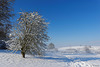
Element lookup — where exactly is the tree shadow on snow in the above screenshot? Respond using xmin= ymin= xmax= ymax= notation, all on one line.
xmin=0 ymin=49 xmax=21 ymax=54
xmin=36 ymin=56 xmax=100 ymax=62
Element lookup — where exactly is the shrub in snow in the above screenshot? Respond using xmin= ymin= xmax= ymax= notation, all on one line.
xmin=7 ymin=12 xmax=49 ymax=58
xmin=84 ymin=46 xmax=91 ymax=53
xmin=48 ymin=43 xmax=55 ymax=49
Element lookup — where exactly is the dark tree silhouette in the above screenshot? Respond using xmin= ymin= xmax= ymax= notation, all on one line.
xmin=0 ymin=0 xmax=15 ymax=40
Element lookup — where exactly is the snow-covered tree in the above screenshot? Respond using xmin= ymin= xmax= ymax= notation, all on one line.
xmin=48 ymin=43 xmax=55 ymax=49
xmin=7 ymin=12 xmax=49 ymax=58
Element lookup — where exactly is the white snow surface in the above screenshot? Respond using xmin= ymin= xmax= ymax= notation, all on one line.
xmin=1 ymin=46 xmax=100 ymax=67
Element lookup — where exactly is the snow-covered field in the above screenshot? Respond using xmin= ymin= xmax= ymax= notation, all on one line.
xmin=1 ymin=46 xmax=100 ymax=67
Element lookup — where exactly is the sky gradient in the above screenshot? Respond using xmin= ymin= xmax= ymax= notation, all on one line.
xmin=13 ymin=0 xmax=100 ymax=47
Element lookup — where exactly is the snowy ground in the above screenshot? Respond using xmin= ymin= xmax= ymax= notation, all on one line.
xmin=1 ymin=46 xmax=100 ymax=67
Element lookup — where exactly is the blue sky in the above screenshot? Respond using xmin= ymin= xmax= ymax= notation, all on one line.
xmin=13 ymin=0 xmax=100 ymax=47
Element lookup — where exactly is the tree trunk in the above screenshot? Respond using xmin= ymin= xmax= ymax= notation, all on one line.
xmin=21 ymin=47 xmax=25 ymax=58
xmin=21 ymin=51 xmax=25 ymax=58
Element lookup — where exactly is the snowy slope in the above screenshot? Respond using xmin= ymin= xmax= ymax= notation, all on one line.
xmin=0 ymin=53 xmax=66 ymax=67
xmin=1 ymin=46 xmax=100 ymax=67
